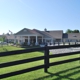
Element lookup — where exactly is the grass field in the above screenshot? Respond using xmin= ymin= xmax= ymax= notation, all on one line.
xmin=0 ymin=46 xmax=80 ymax=80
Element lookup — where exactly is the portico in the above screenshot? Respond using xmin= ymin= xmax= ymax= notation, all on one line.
xmin=19 ymin=35 xmax=44 ymax=45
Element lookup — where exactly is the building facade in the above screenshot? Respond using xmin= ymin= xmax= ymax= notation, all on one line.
xmin=5 ymin=28 xmax=80 ymax=45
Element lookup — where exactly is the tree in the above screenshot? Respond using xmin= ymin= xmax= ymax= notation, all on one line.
xmin=73 ymin=29 xmax=79 ymax=33
xmin=0 ymin=37 xmax=3 ymax=41
xmin=66 ymin=29 xmax=80 ymax=33
xmin=66 ymin=29 xmax=72 ymax=33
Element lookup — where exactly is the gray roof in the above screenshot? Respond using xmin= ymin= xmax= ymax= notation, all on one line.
xmin=15 ymin=28 xmax=63 ymax=39
xmin=33 ymin=29 xmax=52 ymax=38
xmin=15 ymin=28 xmax=32 ymax=35
xmin=31 ymin=30 xmax=43 ymax=36
xmin=47 ymin=30 xmax=63 ymax=39
xmin=34 ymin=29 xmax=63 ymax=39
xmin=15 ymin=28 xmax=42 ymax=36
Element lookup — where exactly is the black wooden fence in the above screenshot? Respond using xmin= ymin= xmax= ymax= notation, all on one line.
xmin=0 ymin=44 xmax=80 ymax=79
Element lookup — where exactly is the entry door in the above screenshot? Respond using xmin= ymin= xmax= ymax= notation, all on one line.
xmin=25 ymin=39 xmax=28 ymax=43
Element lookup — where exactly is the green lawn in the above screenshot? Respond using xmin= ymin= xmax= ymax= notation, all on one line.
xmin=0 ymin=46 xmax=80 ymax=80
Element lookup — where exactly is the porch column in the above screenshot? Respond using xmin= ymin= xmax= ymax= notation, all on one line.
xmin=14 ymin=38 xmax=16 ymax=44
xmin=22 ymin=36 xmax=25 ymax=43
xmin=21 ymin=36 xmax=23 ymax=44
xmin=28 ymin=36 xmax=30 ymax=45
xmin=35 ymin=36 xmax=38 ymax=45
xmin=20 ymin=36 xmax=22 ymax=44
xmin=42 ymin=36 xmax=43 ymax=43
xmin=45 ymin=39 xmax=46 ymax=43
xmin=18 ymin=40 xmax=19 ymax=44
xmin=14 ymin=35 xmax=16 ymax=43
xmin=51 ymin=38 xmax=53 ymax=44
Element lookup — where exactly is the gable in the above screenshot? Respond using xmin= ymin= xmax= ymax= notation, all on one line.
xmin=15 ymin=28 xmax=43 ymax=36
xmin=15 ymin=28 xmax=33 ymax=35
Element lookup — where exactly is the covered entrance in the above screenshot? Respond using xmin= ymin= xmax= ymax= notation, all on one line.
xmin=23 ymin=35 xmax=43 ymax=45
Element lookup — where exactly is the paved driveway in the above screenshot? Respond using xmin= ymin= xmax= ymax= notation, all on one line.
xmin=50 ymin=47 xmax=80 ymax=54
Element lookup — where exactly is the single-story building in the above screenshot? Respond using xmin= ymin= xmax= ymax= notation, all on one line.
xmin=5 ymin=28 xmax=80 ymax=45
xmin=63 ymin=33 xmax=80 ymax=42
xmin=5 ymin=28 xmax=63 ymax=45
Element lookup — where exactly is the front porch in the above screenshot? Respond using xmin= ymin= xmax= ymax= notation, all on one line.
xmin=19 ymin=35 xmax=44 ymax=45
xmin=15 ymin=35 xmax=62 ymax=46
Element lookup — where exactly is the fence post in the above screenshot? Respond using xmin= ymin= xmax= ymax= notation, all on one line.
xmin=44 ymin=45 xmax=49 ymax=72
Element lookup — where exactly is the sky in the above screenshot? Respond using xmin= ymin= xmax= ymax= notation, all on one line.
xmin=0 ymin=0 xmax=80 ymax=34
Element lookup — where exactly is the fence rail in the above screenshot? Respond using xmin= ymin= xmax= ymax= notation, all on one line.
xmin=0 ymin=44 xmax=80 ymax=79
